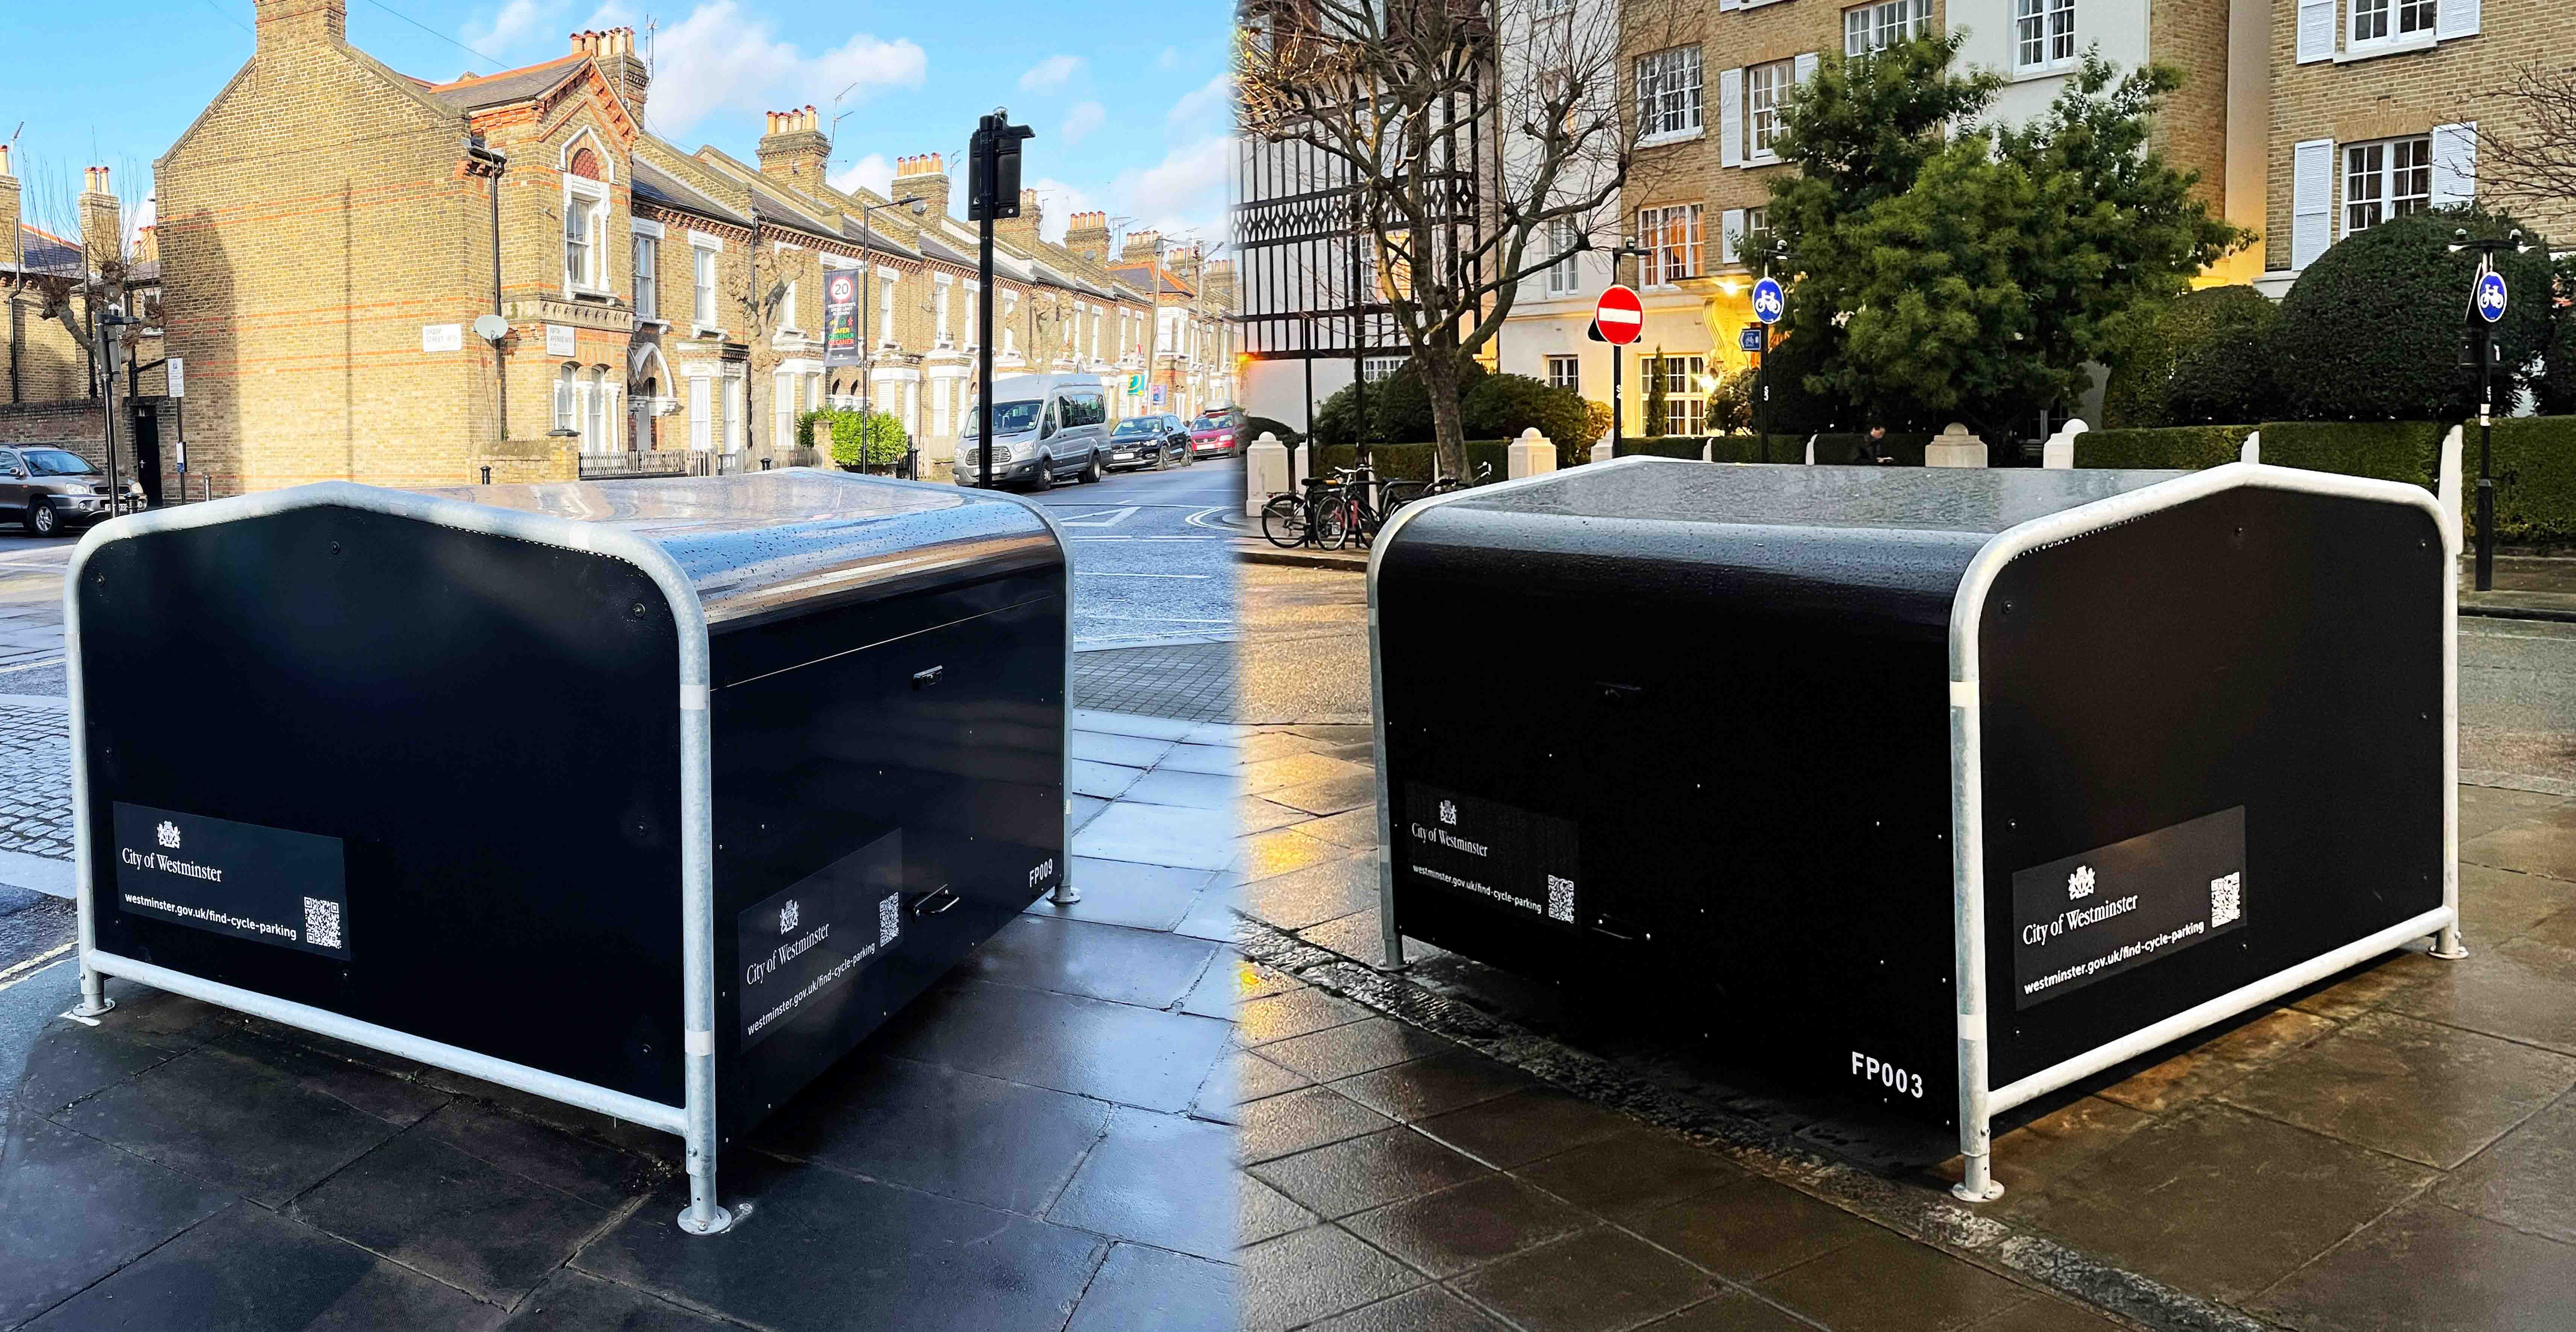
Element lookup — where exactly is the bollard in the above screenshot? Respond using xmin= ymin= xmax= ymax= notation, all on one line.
xmin=2239 ymin=430 xmax=2262 ymax=465
xmin=1506 ymin=427 xmax=1557 ymax=480
xmin=1925 ymin=422 xmax=1989 ymax=468
xmin=1590 ymin=434 xmax=1614 ymax=467
xmin=1246 ymin=431 xmax=1290 ymax=517
xmin=2040 ymin=418 xmax=2087 ymax=470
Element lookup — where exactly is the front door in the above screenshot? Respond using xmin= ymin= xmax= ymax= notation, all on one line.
xmin=130 ymin=402 xmax=164 ymax=506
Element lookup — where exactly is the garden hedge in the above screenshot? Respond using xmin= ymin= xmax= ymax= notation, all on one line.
xmin=1304 ymin=442 xmax=1514 ymax=486
xmin=2070 ymin=417 xmax=2576 ymax=545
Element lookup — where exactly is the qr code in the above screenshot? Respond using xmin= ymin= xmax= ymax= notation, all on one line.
xmin=303 ymin=897 xmax=344 ymax=950
xmin=2210 ymin=872 xmax=2242 ymax=928
xmin=1546 ymin=875 xmax=1576 ymax=924
xmin=878 ymin=894 xmax=902 ymax=947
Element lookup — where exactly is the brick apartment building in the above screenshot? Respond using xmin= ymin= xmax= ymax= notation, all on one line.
xmin=2265 ymin=0 xmax=2566 ymax=289
xmin=145 ymin=0 xmax=1229 ymax=497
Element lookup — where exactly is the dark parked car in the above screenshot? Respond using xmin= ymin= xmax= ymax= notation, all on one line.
xmin=1188 ymin=408 xmax=1246 ymax=459
xmin=1 ymin=445 xmax=144 ymax=536
xmin=1106 ymin=414 xmax=1193 ymax=471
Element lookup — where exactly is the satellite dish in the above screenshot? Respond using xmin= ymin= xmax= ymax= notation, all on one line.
xmin=473 ymin=314 xmax=511 ymax=342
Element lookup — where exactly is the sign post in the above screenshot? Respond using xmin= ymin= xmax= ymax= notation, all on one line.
xmin=168 ymin=356 xmax=187 ymax=503
xmin=1593 ymin=285 xmax=1643 ymax=453
xmin=2471 ymin=265 xmax=2508 ymax=591
xmin=969 ymin=110 xmax=1035 ymax=491
xmin=1751 ymin=277 xmax=1785 ymax=442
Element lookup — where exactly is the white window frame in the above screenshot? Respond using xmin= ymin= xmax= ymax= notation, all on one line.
xmin=1843 ymin=0 xmax=1930 ymax=56
xmin=1635 ymin=46 xmax=1705 ymax=143
xmin=1637 ymin=203 xmax=1704 ymax=287
xmin=2350 ymin=0 xmax=2438 ymax=49
xmin=688 ymin=374 xmax=712 ymax=451
xmin=690 ymin=234 xmax=724 ymax=335
xmin=1546 ymin=355 xmax=1580 ymax=393
xmin=2014 ymin=0 xmax=2078 ymax=74
xmin=1361 ymin=356 xmax=1404 ymax=382
xmin=563 ymin=181 xmax=608 ymax=296
xmin=1647 ymin=354 xmax=1709 ymax=435
xmin=631 ymin=230 xmax=658 ymax=320
xmin=1546 ymin=217 xmax=1582 ymax=295
xmin=553 ymin=364 xmax=578 ymax=433
xmin=2342 ymin=134 xmax=2433 ymax=237
xmin=1745 ymin=60 xmax=1792 ymax=163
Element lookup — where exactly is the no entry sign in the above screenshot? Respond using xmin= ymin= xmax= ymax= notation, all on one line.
xmin=1594 ymin=285 xmax=1643 ymax=346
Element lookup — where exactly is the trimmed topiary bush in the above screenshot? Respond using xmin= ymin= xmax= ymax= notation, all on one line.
xmin=1243 ymin=414 xmax=1305 ymax=446
xmin=2074 ymin=424 xmax=2248 ymax=470
xmin=2272 ymin=206 xmax=2555 ymax=422
xmin=807 ymin=408 xmax=909 ymax=468
xmin=2104 ymin=286 xmax=2279 ymax=428
xmin=2259 ymin=420 xmax=2448 ymax=486
xmin=2488 ymin=415 xmax=2576 ymax=545
xmin=1367 ymin=352 xmax=1490 ymax=442
xmin=1462 ymin=374 xmax=1591 ymax=451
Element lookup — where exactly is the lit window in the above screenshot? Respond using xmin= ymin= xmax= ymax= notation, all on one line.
xmin=1635 ymin=47 xmax=1704 ymax=140
xmin=1745 ymin=61 xmax=1792 ymax=161
xmin=1637 ymin=203 xmax=1702 ymax=286
xmin=1361 ymin=356 xmax=1404 ymax=382
xmin=632 ymin=234 xmax=657 ymax=318
xmin=1645 ymin=355 xmax=1709 ymax=435
xmin=1843 ymin=0 xmax=1930 ymax=56
xmin=1546 ymin=355 xmax=1580 ymax=392
xmin=2345 ymin=136 xmax=2432 ymax=235
xmin=2015 ymin=0 xmax=2076 ymax=71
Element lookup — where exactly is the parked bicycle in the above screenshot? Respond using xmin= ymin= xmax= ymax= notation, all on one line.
xmin=1260 ymin=462 xmax=1491 ymax=551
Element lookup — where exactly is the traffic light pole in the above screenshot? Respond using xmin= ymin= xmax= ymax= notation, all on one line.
xmin=978 ymin=216 xmax=995 ymax=491
xmin=968 ymin=111 xmax=1031 ymax=492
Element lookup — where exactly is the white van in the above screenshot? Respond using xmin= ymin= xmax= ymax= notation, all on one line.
xmin=957 ymin=374 xmax=1115 ymax=490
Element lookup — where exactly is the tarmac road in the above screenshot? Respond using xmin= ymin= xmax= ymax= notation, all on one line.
xmin=1014 ymin=455 xmax=1241 ymax=650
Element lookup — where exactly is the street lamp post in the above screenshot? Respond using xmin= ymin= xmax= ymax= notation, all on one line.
xmin=1608 ymin=236 xmax=1653 ymax=453
xmin=2450 ymin=226 xmax=2527 ymax=592
xmin=858 ymin=193 xmax=926 ymax=470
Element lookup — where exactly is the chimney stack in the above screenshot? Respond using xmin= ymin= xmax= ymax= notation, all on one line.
xmin=254 ymin=0 xmax=347 ymax=52
xmin=571 ymin=28 xmax=650 ymax=117
xmin=80 ymin=167 xmax=123 ymax=272
xmin=0 ymin=146 xmax=19 ymax=274
xmin=997 ymin=187 xmax=1044 ymax=252
xmin=1062 ymin=211 xmax=1112 ymax=265
xmin=756 ymin=105 xmax=831 ymax=186
xmin=892 ymin=153 xmax=950 ymax=224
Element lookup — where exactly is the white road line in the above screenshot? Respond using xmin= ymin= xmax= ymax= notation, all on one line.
xmin=0 ymin=949 xmax=71 ymax=996
xmin=1077 ymin=572 xmax=1213 ymax=579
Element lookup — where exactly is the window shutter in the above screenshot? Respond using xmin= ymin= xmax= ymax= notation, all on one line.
xmin=2432 ymin=123 xmax=2477 ymax=206
xmin=2292 ymin=138 xmax=2334 ymax=270
xmin=1719 ymin=67 xmax=1745 ymax=167
xmin=2436 ymin=0 xmax=2479 ymax=38
xmin=2295 ymin=0 xmax=2336 ymax=62
xmin=1794 ymin=52 xmax=1819 ymax=85
xmin=1722 ymin=209 xmax=1746 ymax=265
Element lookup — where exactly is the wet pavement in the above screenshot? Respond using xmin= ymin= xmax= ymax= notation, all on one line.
xmin=0 ymin=707 xmax=1238 ymax=1331
xmin=1235 ymin=558 xmax=2576 ymax=1332
xmin=2461 ymin=554 xmax=2576 ymax=624
xmin=1027 ymin=459 xmax=1240 ymax=651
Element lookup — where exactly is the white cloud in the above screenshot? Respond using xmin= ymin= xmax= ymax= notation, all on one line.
xmin=1027 ymin=178 xmax=1096 ymax=243
xmin=1106 ymin=137 xmax=1230 ymax=242
xmin=462 ymin=0 xmax=567 ymax=55
xmin=1167 ymin=73 xmax=1232 ymax=131
xmin=1060 ymin=101 xmax=1106 ymax=146
xmin=829 ymin=153 xmax=896 ymax=199
xmin=1156 ymin=46 xmax=1184 ymax=72
xmin=646 ymin=2 xmax=926 ymax=140
xmin=1019 ymin=54 xmax=1082 ymax=91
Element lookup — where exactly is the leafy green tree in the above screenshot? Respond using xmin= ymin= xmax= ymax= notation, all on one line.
xmin=2103 ymin=285 xmax=2279 ymax=427
xmin=2272 ymin=207 xmax=2554 ymax=421
xmin=1765 ymin=38 xmax=2244 ymax=440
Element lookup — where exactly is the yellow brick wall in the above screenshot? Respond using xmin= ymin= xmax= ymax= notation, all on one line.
xmin=2265 ymin=0 xmax=2572 ymax=271
xmin=157 ymin=39 xmax=508 ymax=497
xmin=2148 ymin=0 xmax=2234 ymax=210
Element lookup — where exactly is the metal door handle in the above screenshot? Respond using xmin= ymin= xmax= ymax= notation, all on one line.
xmin=913 ymin=886 xmax=959 ymax=917
xmin=912 ymin=665 xmax=945 ymax=688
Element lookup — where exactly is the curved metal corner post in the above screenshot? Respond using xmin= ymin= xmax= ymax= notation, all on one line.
xmin=1944 ymin=462 xmax=2459 ymax=1201
xmin=970 ymin=484 xmax=1081 ymax=906
xmin=1363 ymin=456 xmax=1670 ymax=974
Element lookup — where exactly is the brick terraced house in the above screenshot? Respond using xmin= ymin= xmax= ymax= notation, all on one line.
xmin=148 ymin=1 xmax=1227 ymax=496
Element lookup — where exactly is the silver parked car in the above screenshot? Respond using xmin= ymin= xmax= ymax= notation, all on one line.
xmin=1 ymin=445 xmax=145 ymax=536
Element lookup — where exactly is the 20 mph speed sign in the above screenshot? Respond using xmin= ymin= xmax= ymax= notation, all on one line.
xmin=1594 ymin=285 xmax=1644 ymax=346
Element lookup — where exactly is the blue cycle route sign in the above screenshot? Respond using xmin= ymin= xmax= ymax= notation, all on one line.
xmin=1752 ymin=277 xmax=1786 ymax=325
xmin=2476 ymin=270 xmax=2508 ymax=324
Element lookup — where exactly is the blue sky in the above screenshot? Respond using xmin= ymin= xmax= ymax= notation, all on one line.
xmin=9 ymin=0 xmax=1232 ymax=252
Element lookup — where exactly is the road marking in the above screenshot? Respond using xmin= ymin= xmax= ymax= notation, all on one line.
xmin=1056 ymin=506 xmax=1141 ymax=528
xmin=1083 ymin=613 xmax=1235 ymax=623
xmin=0 ymin=656 xmax=65 ymax=676
xmin=0 ymin=941 xmax=73 ymax=988
xmin=0 ymin=952 xmax=71 ymax=997
xmin=1077 ymin=572 xmax=1213 ymax=579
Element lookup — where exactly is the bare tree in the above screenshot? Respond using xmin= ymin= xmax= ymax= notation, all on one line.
xmin=2477 ymin=62 xmax=2576 ymax=218
xmin=8 ymin=152 xmax=144 ymax=400
xmin=1237 ymin=0 xmax=1673 ymax=476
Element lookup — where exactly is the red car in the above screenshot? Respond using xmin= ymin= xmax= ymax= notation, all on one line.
xmin=1188 ymin=409 xmax=1245 ymax=459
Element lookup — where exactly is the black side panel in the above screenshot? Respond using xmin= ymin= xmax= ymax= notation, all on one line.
xmin=1378 ymin=514 xmax=1980 ymax=1120
xmin=1980 ymin=487 xmax=2447 ymax=1086
xmin=710 ymin=570 xmax=1067 ymax=1138
xmin=79 ymin=506 xmax=686 ymax=1105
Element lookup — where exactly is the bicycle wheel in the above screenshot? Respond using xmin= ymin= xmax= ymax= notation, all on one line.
xmin=1261 ymin=494 xmax=1308 ymax=549
xmin=1312 ymin=497 xmax=1349 ymax=550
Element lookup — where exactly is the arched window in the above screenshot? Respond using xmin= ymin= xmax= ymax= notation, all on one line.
xmin=554 ymin=364 xmax=577 ymax=432
xmin=567 ymin=147 xmax=602 ymax=180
